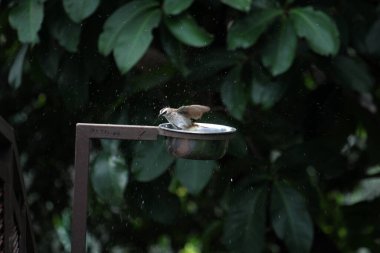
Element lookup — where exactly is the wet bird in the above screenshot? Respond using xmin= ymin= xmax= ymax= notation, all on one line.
xmin=159 ymin=105 xmax=210 ymax=129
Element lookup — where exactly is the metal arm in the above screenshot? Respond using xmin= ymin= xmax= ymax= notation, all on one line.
xmin=71 ymin=124 xmax=158 ymax=253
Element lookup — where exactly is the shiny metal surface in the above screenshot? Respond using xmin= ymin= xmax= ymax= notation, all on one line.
xmin=158 ymin=123 xmax=236 ymax=160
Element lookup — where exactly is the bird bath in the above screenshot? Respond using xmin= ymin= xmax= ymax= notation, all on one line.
xmin=71 ymin=122 xmax=236 ymax=253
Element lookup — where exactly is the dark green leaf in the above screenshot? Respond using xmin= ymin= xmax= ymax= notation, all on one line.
xmin=290 ymin=7 xmax=340 ymax=56
xmin=174 ymin=159 xmax=216 ymax=194
xmin=8 ymin=44 xmax=28 ymax=89
xmin=366 ymin=19 xmax=380 ymax=56
xmin=165 ymin=15 xmax=214 ymax=47
xmin=132 ymin=139 xmax=174 ymax=182
xmin=251 ymin=70 xmax=286 ymax=109
xmin=128 ymin=65 xmax=176 ymax=95
xmin=160 ymin=27 xmax=189 ymax=75
xmin=227 ymin=8 xmax=282 ymax=50
xmin=271 ymin=182 xmax=313 ymax=253
xmin=223 ymin=185 xmax=268 ymax=253
xmin=333 ymin=56 xmax=374 ymax=93
xmin=142 ymin=184 xmax=180 ymax=224
xmin=91 ymin=152 xmax=128 ymax=206
xmin=63 ymin=0 xmax=100 ymax=23
xmin=221 ymin=65 xmax=247 ymax=120
xmin=163 ymin=0 xmax=193 ymax=15
xmin=262 ymin=18 xmax=297 ymax=76
xmin=37 ymin=44 xmax=61 ymax=79
xmin=98 ymin=0 xmax=159 ymax=56
xmin=227 ymin=133 xmax=248 ymax=158
xmin=49 ymin=15 xmax=81 ymax=52
xmin=9 ymin=0 xmax=44 ymax=43
xmin=188 ymin=50 xmax=246 ymax=80
xmin=221 ymin=0 xmax=252 ymax=12
xmin=114 ymin=9 xmax=161 ymax=74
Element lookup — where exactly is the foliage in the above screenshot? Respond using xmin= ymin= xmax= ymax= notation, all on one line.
xmin=1 ymin=0 xmax=380 ymax=252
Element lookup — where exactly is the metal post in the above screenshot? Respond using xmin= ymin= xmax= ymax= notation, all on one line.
xmin=71 ymin=124 xmax=158 ymax=253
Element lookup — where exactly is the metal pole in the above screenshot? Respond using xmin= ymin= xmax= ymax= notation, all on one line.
xmin=71 ymin=124 xmax=158 ymax=253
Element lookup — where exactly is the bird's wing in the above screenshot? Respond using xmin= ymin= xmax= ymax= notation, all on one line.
xmin=177 ymin=105 xmax=210 ymax=120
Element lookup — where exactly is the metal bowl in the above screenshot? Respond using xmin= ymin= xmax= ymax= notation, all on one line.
xmin=158 ymin=123 xmax=236 ymax=160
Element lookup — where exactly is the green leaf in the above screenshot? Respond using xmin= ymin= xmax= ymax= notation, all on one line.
xmin=227 ymin=133 xmax=248 ymax=158
xmin=366 ymin=19 xmax=380 ymax=56
xmin=174 ymin=159 xmax=216 ymax=194
xmin=221 ymin=66 xmax=247 ymax=120
xmin=163 ymin=0 xmax=194 ymax=15
xmin=9 ymin=0 xmax=44 ymax=44
xmin=271 ymin=182 xmax=313 ymax=253
xmin=332 ymin=56 xmax=374 ymax=93
xmin=290 ymin=7 xmax=340 ymax=56
xmin=221 ymin=0 xmax=252 ymax=12
xmin=139 ymin=182 xmax=180 ymax=224
xmin=91 ymin=152 xmax=128 ymax=206
xmin=188 ymin=50 xmax=246 ymax=80
xmin=165 ymin=14 xmax=214 ymax=47
xmin=128 ymin=65 xmax=176 ymax=95
xmin=63 ymin=0 xmax=100 ymax=23
xmin=160 ymin=27 xmax=189 ymax=75
xmin=8 ymin=44 xmax=28 ymax=89
xmin=113 ymin=9 xmax=161 ymax=74
xmin=98 ymin=0 xmax=159 ymax=56
xmin=37 ymin=44 xmax=62 ymax=79
xmin=223 ymin=185 xmax=268 ymax=253
xmin=251 ymin=70 xmax=286 ymax=109
xmin=227 ymin=8 xmax=282 ymax=50
xmin=262 ymin=18 xmax=297 ymax=76
xmin=131 ymin=139 xmax=174 ymax=182
xmin=49 ymin=15 xmax=81 ymax=52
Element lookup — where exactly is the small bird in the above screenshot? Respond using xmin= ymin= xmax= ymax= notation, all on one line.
xmin=159 ymin=105 xmax=210 ymax=129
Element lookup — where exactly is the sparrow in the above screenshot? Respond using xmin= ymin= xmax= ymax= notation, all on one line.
xmin=159 ymin=105 xmax=210 ymax=129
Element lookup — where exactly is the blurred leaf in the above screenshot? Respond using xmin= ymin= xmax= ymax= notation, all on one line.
xmin=9 ymin=0 xmax=44 ymax=43
xmin=165 ymin=14 xmax=214 ymax=47
xmin=271 ymin=182 xmax=313 ymax=253
xmin=114 ymin=9 xmax=161 ymax=74
xmin=188 ymin=49 xmax=246 ymax=80
xmin=223 ymin=184 xmax=268 ymax=253
xmin=163 ymin=0 xmax=193 ymax=15
xmin=174 ymin=159 xmax=216 ymax=194
xmin=63 ymin=0 xmax=100 ymax=23
xmin=160 ymin=27 xmax=189 ymax=75
xmin=138 ymin=182 xmax=181 ymax=224
xmin=221 ymin=65 xmax=247 ymax=120
xmin=333 ymin=56 xmax=374 ymax=93
xmin=227 ymin=8 xmax=282 ymax=50
xmin=37 ymin=44 xmax=62 ymax=79
xmin=262 ymin=18 xmax=297 ymax=76
xmin=221 ymin=0 xmax=252 ymax=12
xmin=49 ymin=14 xmax=81 ymax=52
xmin=8 ymin=44 xmax=28 ymax=89
xmin=98 ymin=0 xmax=159 ymax=56
xmin=91 ymin=152 xmax=128 ymax=206
xmin=251 ymin=71 xmax=286 ymax=109
xmin=366 ymin=19 xmax=380 ymax=56
xmin=132 ymin=139 xmax=174 ymax=182
xmin=227 ymin=133 xmax=248 ymax=158
xmin=290 ymin=7 xmax=340 ymax=56
xmin=128 ymin=65 xmax=176 ymax=95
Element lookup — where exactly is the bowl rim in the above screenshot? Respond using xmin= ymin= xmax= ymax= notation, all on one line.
xmin=158 ymin=123 xmax=236 ymax=140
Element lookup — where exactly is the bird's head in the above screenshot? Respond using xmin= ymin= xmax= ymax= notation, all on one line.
xmin=159 ymin=107 xmax=173 ymax=117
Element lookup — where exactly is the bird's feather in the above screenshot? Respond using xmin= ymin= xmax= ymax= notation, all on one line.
xmin=177 ymin=105 xmax=210 ymax=120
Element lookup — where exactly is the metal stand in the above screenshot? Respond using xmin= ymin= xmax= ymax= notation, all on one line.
xmin=71 ymin=124 xmax=159 ymax=253
xmin=0 ymin=117 xmax=36 ymax=253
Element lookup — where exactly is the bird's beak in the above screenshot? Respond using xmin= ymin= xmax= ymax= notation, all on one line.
xmin=158 ymin=112 xmax=164 ymax=117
